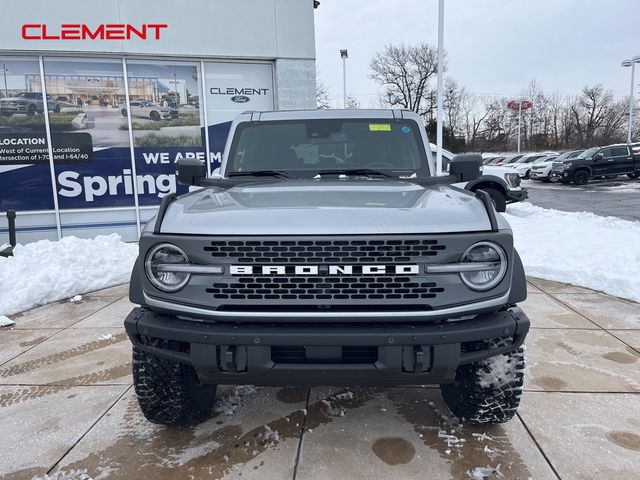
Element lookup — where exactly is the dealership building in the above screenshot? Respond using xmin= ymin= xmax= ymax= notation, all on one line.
xmin=0 ymin=0 xmax=317 ymax=243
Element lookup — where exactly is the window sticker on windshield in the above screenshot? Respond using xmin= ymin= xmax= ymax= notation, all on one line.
xmin=369 ymin=123 xmax=391 ymax=132
xmin=401 ymin=126 xmax=410 ymax=134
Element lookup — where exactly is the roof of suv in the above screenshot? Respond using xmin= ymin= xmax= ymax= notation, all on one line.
xmin=238 ymin=109 xmax=418 ymax=121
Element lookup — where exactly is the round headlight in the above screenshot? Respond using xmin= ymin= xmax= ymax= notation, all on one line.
xmin=459 ymin=242 xmax=507 ymax=291
xmin=145 ymin=243 xmax=190 ymax=292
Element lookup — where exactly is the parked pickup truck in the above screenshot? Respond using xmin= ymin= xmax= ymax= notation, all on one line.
xmin=430 ymin=144 xmax=527 ymax=212
xmin=0 ymin=92 xmax=61 ymax=116
xmin=551 ymin=145 xmax=640 ymax=185
xmin=125 ymin=109 xmax=530 ymax=427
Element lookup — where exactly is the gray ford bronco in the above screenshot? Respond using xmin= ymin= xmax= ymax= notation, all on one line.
xmin=125 ymin=109 xmax=530 ymax=426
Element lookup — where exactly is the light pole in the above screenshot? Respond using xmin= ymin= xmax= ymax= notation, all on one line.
xmin=1 ymin=64 xmax=8 ymax=99
xmin=621 ymin=55 xmax=640 ymax=144
xmin=435 ymin=0 xmax=445 ymax=175
xmin=517 ymin=101 xmax=522 ymax=154
xmin=340 ymin=49 xmax=348 ymax=108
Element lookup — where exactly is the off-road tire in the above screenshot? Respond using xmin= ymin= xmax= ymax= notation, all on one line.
xmin=573 ymin=170 xmax=590 ymax=185
xmin=132 ymin=342 xmax=216 ymax=426
xmin=441 ymin=339 xmax=525 ymax=424
xmin=479 ymin=187 xmax=507 ymax=212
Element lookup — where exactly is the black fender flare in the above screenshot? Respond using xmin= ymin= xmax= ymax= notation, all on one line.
xmin=465 ymin=175 xmax=508 ymax=195
xmin=508 ymin=249 xmax=527 ymax=304
xmin=129 ymin=256 xmax=146 ymax=306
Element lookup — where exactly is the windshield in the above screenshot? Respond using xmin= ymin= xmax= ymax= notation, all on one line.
xmin=577 ymin=147 xmax=599 ymax=159
xmin=554 ymin=151 xmax=575 ymax=161
xmin=226 ymin=119 xmax=430 ymax=177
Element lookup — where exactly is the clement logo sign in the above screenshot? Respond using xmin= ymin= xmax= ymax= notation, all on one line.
xmin=21 ymin=24 xmax=168 ymax=40
xmin=210 ymin=87 xmax=270 ymax=104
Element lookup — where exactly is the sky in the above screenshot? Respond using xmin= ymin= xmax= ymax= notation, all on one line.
xmin=314 ymin=0 xmax=640 ymax=108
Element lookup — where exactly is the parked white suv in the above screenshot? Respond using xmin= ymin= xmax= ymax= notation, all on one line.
xmin=510 ymin=152 xmax=558 ymax=179
xmin=430 ymin=144 xmax=527 ymax=211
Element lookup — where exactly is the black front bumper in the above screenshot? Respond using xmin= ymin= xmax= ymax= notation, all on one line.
xmin=125 ymin=307 xmax=529 ymax=386
xmin=506 ymin=188 xmax=528 ymax=203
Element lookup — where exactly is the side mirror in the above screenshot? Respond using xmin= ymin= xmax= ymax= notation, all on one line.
xmin=593 ymin=153 xmax=603 ymax=161
xmin=176 ymin=158 xmax=207 ymax=186
xmin=449 ymin=154 xmax=482 ymax=182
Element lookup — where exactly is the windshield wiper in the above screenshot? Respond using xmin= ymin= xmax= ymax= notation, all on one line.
xmin=228 ymin=170 xmax=289 ymax=178
xmin=314 ymin=169 xmax=394 ymax=178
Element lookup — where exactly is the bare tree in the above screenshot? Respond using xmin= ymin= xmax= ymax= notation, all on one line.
xmin=443 ymin=77 xmax=464 ymax=137
xmin=571 ymin=84 xmax=613 ymax=144
xmin=316 ymin=78 xmax=332 ymax=110
xmin=369 ymin=43 xmax=444 ymax=118
xmin=345 ymin=94 xmax=361 ymax=109
xmin=460 ymin=93 xmax=490 ymax=150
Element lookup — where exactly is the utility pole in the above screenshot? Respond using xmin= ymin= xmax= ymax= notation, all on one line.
xmin=621 ymin=56 xmax=640 ymax=144
xmin=517 ymin=101 xmax=522 ymax=154
xmin=1 ymin=64 xmax=8 ymax=99
xmin=435 ymin=0 xmax=445 ymax=175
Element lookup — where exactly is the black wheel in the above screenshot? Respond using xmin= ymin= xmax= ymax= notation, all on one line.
xmin=627 ymin=172 xmax=640 ymax=179
xmin=132 ymin=340 xmax=216 ymax=426
xmin=478 ymin=187 xmax=507 ymax=212
xmin=53 ymin=104 xmax=61 ymax=113
xmin=121 ymin=108 xmax=128 ymax=117
xmin=441 ymin=338 xmax=525 ymax=424
xmin=573 ymin=170 xmax=590 ymax=185
xmin=26 ymin=104 xmax=36 ymax=116
xmin=150 ymin=111 xmax=161 ymax=121
xmin=524 ymin=170 xmax=531 ymax=180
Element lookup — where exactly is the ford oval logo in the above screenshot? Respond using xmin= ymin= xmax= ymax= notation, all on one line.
xmin=231 ymin=95 xmax=250 ymax=104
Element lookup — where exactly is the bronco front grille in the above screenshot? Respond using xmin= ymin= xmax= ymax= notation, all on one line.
xmin=206 ymin=276 xmax=444 ymax=301
xmin=197 ymin=235 xmax=452 ymax=308
xmin=204 ymin=238 xmax=446 ymax=263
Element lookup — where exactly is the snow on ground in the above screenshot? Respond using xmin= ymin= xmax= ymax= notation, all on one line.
xmin=0 ymin=315 xmax=15 ymax=327
xmin=0 ymin=234 xmax=137 ymax=317
xmin=504 ymin=202 xmax=640 ymax=303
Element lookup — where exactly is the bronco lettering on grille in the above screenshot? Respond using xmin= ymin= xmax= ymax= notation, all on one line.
xmin=229 ymin=265 xmax=420 ymax=275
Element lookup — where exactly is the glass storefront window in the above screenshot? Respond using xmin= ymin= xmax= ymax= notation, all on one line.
xmin=0 ymin=55 xmax=276 ymax=245
xmin=43 ymin=57 xmax=138 ymax=241
xmin=0 ymin=57 xmax=58 ymax=242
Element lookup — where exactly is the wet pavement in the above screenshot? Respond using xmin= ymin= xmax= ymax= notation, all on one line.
xmin=1 ymin=279 xmax=639 ymax=479
xmin=524 ymin=178 xmax=640 ymax=221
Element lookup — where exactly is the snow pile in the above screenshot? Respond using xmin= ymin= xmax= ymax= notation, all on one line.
xmin=0 ymin=234 xmax=137 ymax=316
xmin=467 ymin=465 xmax=502 ymax=479
xmin=0 ymin=315 xmax=15 ymax=327
xmin=504 ymin=202 xmax=640 ymax=302
xmin=213 ymin=385 xmax=258 ymax=415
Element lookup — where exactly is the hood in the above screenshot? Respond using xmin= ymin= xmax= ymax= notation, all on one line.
xmin=159 ymin=179 xmax=504 ymax=235
xmin=482 ymin=165 xmax=517 ymax=175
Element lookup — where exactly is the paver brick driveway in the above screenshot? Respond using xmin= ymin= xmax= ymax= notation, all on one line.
xmin=1 ymin=279 xmax=639 ymax=479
